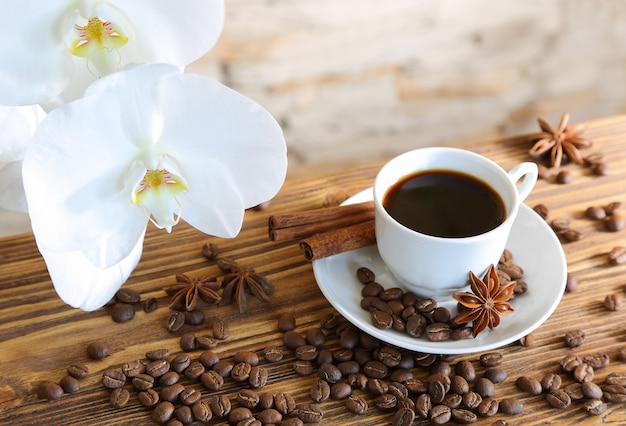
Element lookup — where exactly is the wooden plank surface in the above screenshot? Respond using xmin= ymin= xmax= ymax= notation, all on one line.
xmin=1 ymin=115 xmax=626 ymax=425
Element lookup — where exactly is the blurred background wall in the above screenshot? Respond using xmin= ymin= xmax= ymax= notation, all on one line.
xmin=188 ymin=0 xmax=626 ymax=178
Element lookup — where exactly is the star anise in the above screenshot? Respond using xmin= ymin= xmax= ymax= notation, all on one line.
xmin=529 ymin=113 xmax=592 ymax=168
xmin=217 ymin=257 xmax=274 ymax=313
xmin=165 ymin=273 xmax=221 ymax=311
xmin=452 ymin=264 xmax=516 ymax=337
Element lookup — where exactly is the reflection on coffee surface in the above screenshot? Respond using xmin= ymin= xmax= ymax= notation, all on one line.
xmin=383 ymin=170 xmax=505 ymax=238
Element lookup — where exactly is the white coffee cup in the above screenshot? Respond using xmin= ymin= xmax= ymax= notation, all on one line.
xmin=373 ymin=147 xmax=538 ymax=299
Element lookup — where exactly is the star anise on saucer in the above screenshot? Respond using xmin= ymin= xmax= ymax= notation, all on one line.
xmin=217 ymin=257 xmax=274 ymax=313
xmin=452 ymin=264 xmax=516 ymax=338
xmin=165 ymin=273 xmax=221 ymax=311
xmin=528 ymin=113 xmax=592 ymax=168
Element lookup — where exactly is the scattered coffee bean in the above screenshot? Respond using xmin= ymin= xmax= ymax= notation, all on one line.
xmin=605 ymin=201 xmax=623 ymax=215
xmin=67 ymin=364 xmax=89 ymax=379
xmin=296 ymin=403 xmax=323 ymax=423
xmin=532 ymin=204 xmax=549 ymax=219
xmin=498 ymin=398 xmax=523 ymax=414
xmin=551 ymin=218 xmax=571 ymax=232
xmin=609 ymin=246 xmax=626 ymax=264
xmin=476 ymin=398 xmax=499 ymax=417
xmin=425 ymin=323 xmax=451 ymax=341
xmin=603 ymin=384 xmax=626 ymax=402
xmin=310 ymin=379 xmax=330 ymax=402
xmin=564 ymin=329 xmax=585 ymax=347
xmin=170 ymin=353 xmax=191 ymax=373
xmin=132 ymin=373 xmax=155 ymax=391
xmin=474 ymin=377 xmax=495 ymax=398
xmin=146 ymin=359 xmax=170 ymax=378
xmin=87 ymin=341 xmax=110 ymax=360
xmin=115 ymin=288 xmax=140 ymax=303
xmin=122 ymin=360 xmax=146 ymax=378
xmin=560 ymin=353 xmax=582 ymax=372
xmin=102 ymin=369 xmax=126 ymax=389
xmin=110 ymin=387 xmax=130 ymax=408
xmin=560 ymin=228 xmax=584 ymax=242
xmin=180 ymin=332 xmax=197 ymax=352
xmin=209 ymin=394 xmax=231 ymax=417
xmin=581 ymin=381 xmax=603 ymax=400
xmin=138 ymin=388 xmax=160 ymax=407
xmin=166 ymin=311 xmax=185 ymax=332
xmin=146 ymin=348 xmax=170 ymax=361
xmin=263 ymin=346 xmax=284 ymax=362
xmin=584 ymin=398 xmax=607 ymax=416
xmin=159 ymin=383 xmax=185 ymax=402
xmin=585 ymin=206 xmax=606 ymax=220
xmin=606 ymin=372 xmax=626 ymax=386
xmin=200 ymin=370 xmax=224 ymax=391
xmin=59 ymin=375 xmax=80 ymax=394
xmin=540 ymin=372 xmax=562 ymax=392
xmin=160 ymin=371 xmax=180 ymax=386
xmin=231 ymin=362 xmax=252 ymax=382
xmin=143 ymin=297 xmax=158 ymax=313
xmin=556 ymin=170 xmax=572 ymax=184
xmin=293 ymin=360 xmax=314 ymax=376
xmin=152 ymin=401 xmax=175 ymax=424
xmin=37 ymin=382 xmax=63 ymax=401
xmin=391 ymin=407 xmax=414 ymax=426
xmin=563 ymin=383 xmax=584 ymax=401
xmin=184 ymin=309 xmax=205 ymax=325
xmin=604 ymin=293 xmax=623 ymax=311
xmin=283 ymin=330 xmax=306 ymax=349
xmin=248 ymin=366 xmax=268 ymax=389
xmin=110 ymin=302 xmax=135 ymax=323
xmin=573 ymin=362 xmax=594 ymax=382
xmin=277 ymin=313 xmax=296 ymax=331
xmin=212 ymin=319 xmax=229 ymax=340
xmin=605 ymin=214 xmax=625 ymax=232
xmin=483 ymin=367 xmax=507 ymax=383
xmin=516 ymin=376 xmax=542 ymax=395
xmin=192 ymin=399 xmax=212 ymax=422
xmin=430 ymin=404 xmax=451 ymax=424
xmin=228 ymin=407 xmax=253 ymax=424
xmin=545 ymin=389 xmax=571 ymax=409
xmin=233 ymin=351 xmax=257 ymax=367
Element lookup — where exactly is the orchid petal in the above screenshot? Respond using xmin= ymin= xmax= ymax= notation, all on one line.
xmin=23 ymin=93 xmax=147 ymax=268
xmin=0 ymin=162 xmax=28 ymax=212
xmin=0 ymin=104 xmax=46 ymax=162
xmin=153 ymin=72 xmax=287 ymax=237
xmin=41 ymin=231 xmax=145 ymax=311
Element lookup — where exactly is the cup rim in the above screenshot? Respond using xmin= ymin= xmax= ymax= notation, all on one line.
xmin=373 ymin=147 xmax=519 ymax=242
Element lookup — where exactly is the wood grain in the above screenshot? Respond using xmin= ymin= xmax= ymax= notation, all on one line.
xmin=2 ymin=115 xmax=626 ymax=425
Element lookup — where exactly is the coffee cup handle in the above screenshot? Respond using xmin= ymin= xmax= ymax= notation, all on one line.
xmin=507 ymin=162 xmax=538 ymax=203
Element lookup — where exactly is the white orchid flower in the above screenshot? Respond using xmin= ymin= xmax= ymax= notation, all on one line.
xmin=0 ymin=104 xmax=46 ymax=212
xmin=22 ymin=63 xmax=287 ymax=311
xmin=0 ymin=0 xmax=224 ymax=108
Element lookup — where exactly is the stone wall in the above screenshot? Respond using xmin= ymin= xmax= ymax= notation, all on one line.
xmin=188 ymin=0 xmax=626 ymax=177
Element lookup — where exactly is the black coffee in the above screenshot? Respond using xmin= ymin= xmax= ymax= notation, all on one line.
xmin=383 ymin=170 xmax=505 ymax=238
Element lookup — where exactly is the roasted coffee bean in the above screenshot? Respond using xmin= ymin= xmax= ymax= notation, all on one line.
xmin=341 ymin=394 xmax=367 ymax=415
xmin=87 ymin=341 xmax=110 ymax=360
xmin=606 ymin=372 xmax=626 ymax=386
xmin=414 ymin=352 xmax=437 ymax=367
xmin=152 ymin=401 xmax=175 ymax=424
xmin=462 ymin=391 xmax=482 ymax=410
xmin=356 ymin=267 xmax=376 ymax=283
xmin=192 ymin=399 xmax=212 ymax=422
xmin=248 ymin=366 xmax=268 ymax=388
xmin=605 ymin=201 xmax=623 ymax=215
xmin=428 ymin=373 xmax=450 ymax=404
xmin=296 ymin=403 xmax=323 ymax=423
xmin=388 ymin=382 xmax=408 ymax=400
xmin=231 ymin=362 xmax=252 ymax=382
xmin=368 ymin=378 xmax=389 ymax=395
xmin=584 ymin=398 xmax=607 ymax=416
xmin=180 ymin=332 xmax=197 ymax=352
xmin=281 ymin=419 xmax=304 ymax=426
xmin=377 ymin=346 xmax=402 ymax=368
xmin=102 ymin=369 xmax=126 ymax=389
xmin=592 ymin=162 xmax=609 ymax=176
xmin=432 ymin=306 xmax=451 ymax=323
xmin=138 ymin=388 xmax=160 ymax=407
xmin=320 ymin=312 xmax=340 ymax=329
xmin=115 ymin=287 xmax=140 ymax=303
xmin=581 ymin=382 xmax=603 ymax=399
xmin=430 ymin=404 xmax=451 ymax=424
xmin=499 ymin=398 xmax=523 ymax=415
xmin=556 ymin=170 xmax=572 ymax=184
xmin=451 ymin=408 xmax=477 ymax=424
xmin=169 ymin=353 xmax=191 ymax=374
xmin=180 ymin=387 xmax=201 ymax=406
xmin=374 ymin=393 xmax=397 ymax=411
xmin=110 ymin=387 xmax=130 ymax=408
xmin=67 ymin=363 xmax=89 ymax=379
xmin=273 ymin=392 xmax=296 ymax=414
xmin=196 ymin=335 xmax=218 ymax=349
xmin=59 ymin=375 xmax=80 ymax=394
xmin=338 ymin=326 xmax=360 ymax=349
xmin=405 ymin=315 xmax=427 ymax=337
xmin=380 ymin=287 xmax=404 ymax=301
xmin=37 ymin=382 xmax=63 ymax=400
xmin=476 ymin=398 xmax=499 ymax=417
xmin=361 ymin=282 xmax=384 ymax=298
xmin=573 ymin=362 xmax=594 ymax=382
xmin=565 ymin=273 xmax=578 ymax=292
xmin=184 ymin=310 xmax=205 ymax=325
xmin=390 ymin=368 xmax=413 ymax=383
xmin=560 ymin=229 xmax=584 ymax=242
xmin=479 ymin=352 xmax=503 ymax=367
xmin=209 ymin=394 xmax=231 ymax=417
xmin=609 ymin=246 xmax=626 ymax=264
xmin=546 ymin=389 xmax=571 ymax=409
xmin=212 ymin=360 xmax=234 ymax=377
xmin=415 ymin=393 xmax=431 ymax=419
xmin=551 ymin=218 xmax=571 ymax=231
xmin=537 ymin=164 xmax=552 ymax=179
xmin=160 ymin=383 xmax=185 ymax=402
xmin=390 ymin=407 xmax=414 ymax=426
xmin=584 ymin=352 xmax=610 ymax=369
xmin=541 ymin=372 xmax=562 ymax=392
xmin=442 ymin=393 xmax=462 ymax=409
xmin=605 ymin=214 xmax=625 ymax=232
xmin=293 ymin=360 xmax=314 ymax=376
xmin=483 ymin=367 xmax=507 ymax=383
xmin=585 ymin=206 xmax=606 ymax=220
xmin=132 ymin=373 xmax=155 ymax=391
xmin=236 ymin=389 xmax=260 ymax=409
xmin=560 ymin=353 xmax=581 ymax=372
xmin=347 ymin=373 xmax=368 ymax=390
xmin=498 ymin=263 xmax=523 ymax=280
xmin=604 ymin=293 xmax=623 ymax=311
xmin=146 ymin=359 xmax=170 ymax=378
xmin=200 ymin=370 xmax=224 ymax=391
xmin=257 ymin=408 xmax=282 ymax=424
xmin=603 ymin=384 xmax=626 ymax=402
xmin=212 ymin=319 xmax=229 ymax=340
xmin=257 ymin=391 xmax=274 ymax=410
xmin=232 ymin=350 xmax=258 ymax=366
xmin=333 ymin=348 xmax=353 ymax=363
xmin=263 ymin=346 xmax=283 ymax=362
xmin=450 ymin=375 xmax=469 ymax=395
xmin=146 ymin=348 xmax=169 ymax=361
xmin=474 ymin=377 xmax=495 ymax=398
xmin=295 ymin=345 xmax=318 ymax=361
xmin=516 ymin=376 xmax=542 ymax=395
xmin=174 ymin=405 xmax=193 ymax=424
xmin=160 ymin=371 xmax=179 ymax=387
xmin=363 ymin=360 xmax=387 ymax=379
xmin=305 ymin=327 xmax=326 ymax=347
xmin=166 ymin=311 xmax=185 ymax=332
xmin=330 ymin=382 xmax=352 ymax=400
xmin=277 ymin=313 xmax=296 ymax=331
xmin=425 ymin=323 xmax=451 ymax=341
xmin=196 ymin=351 xmax=218 ymax=369
xmin=564 ymin=329 xmax=585 ymax=347
xmin=455 ymin=360 xmax=476 ymax=382
xmin=121 ymin=359 xmax=145 ymax=378
xmin=415 ymin=298 xmax=437 ymax=313
xmin=228 ymin=407 xmax=253 ymax=424
xmin=519 ymin=334 xmax=536 ymax=347
xmin=283 ymin=330 xmax=306 ymax=349
xmin=451 ymin=327 xmax=473 ymax=340
xmin=318 ymin=362 xmax=343 ymax=383
xmin=110 ymin=301 xmax=135 ymax=323
xmin=143 ymin=297 xmax=158 ymax=313
xmin=563 ymin=383 xmax=584 ymax=401
xmin=533 ymin=204 xmax=549 ymax=219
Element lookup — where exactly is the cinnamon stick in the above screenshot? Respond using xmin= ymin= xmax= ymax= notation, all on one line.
xmin=269 ymin=201 xmax=374 ymax=230
xmin=299 ymin=219 xmax=376 ymax=261
xmin=270 ymin=211 xmax=374 ymax=241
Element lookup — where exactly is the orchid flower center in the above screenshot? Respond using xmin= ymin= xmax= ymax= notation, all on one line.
xmin=131 ymin=169 xmax=188 ymax=233
xmin=68 ymin=16 xmax=129 ymax=77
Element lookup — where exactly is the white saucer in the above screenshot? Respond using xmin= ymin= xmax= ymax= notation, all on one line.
xmin=312 ymin=188 xmax=567 ymax=354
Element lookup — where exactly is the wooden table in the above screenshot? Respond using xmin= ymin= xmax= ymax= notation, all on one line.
xmin=2 ymin=115 xmax=626 ymax=425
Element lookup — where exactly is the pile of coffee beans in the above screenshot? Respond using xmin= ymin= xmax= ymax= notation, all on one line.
xmin=355 ymin=250 xmax=527 ymax=342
